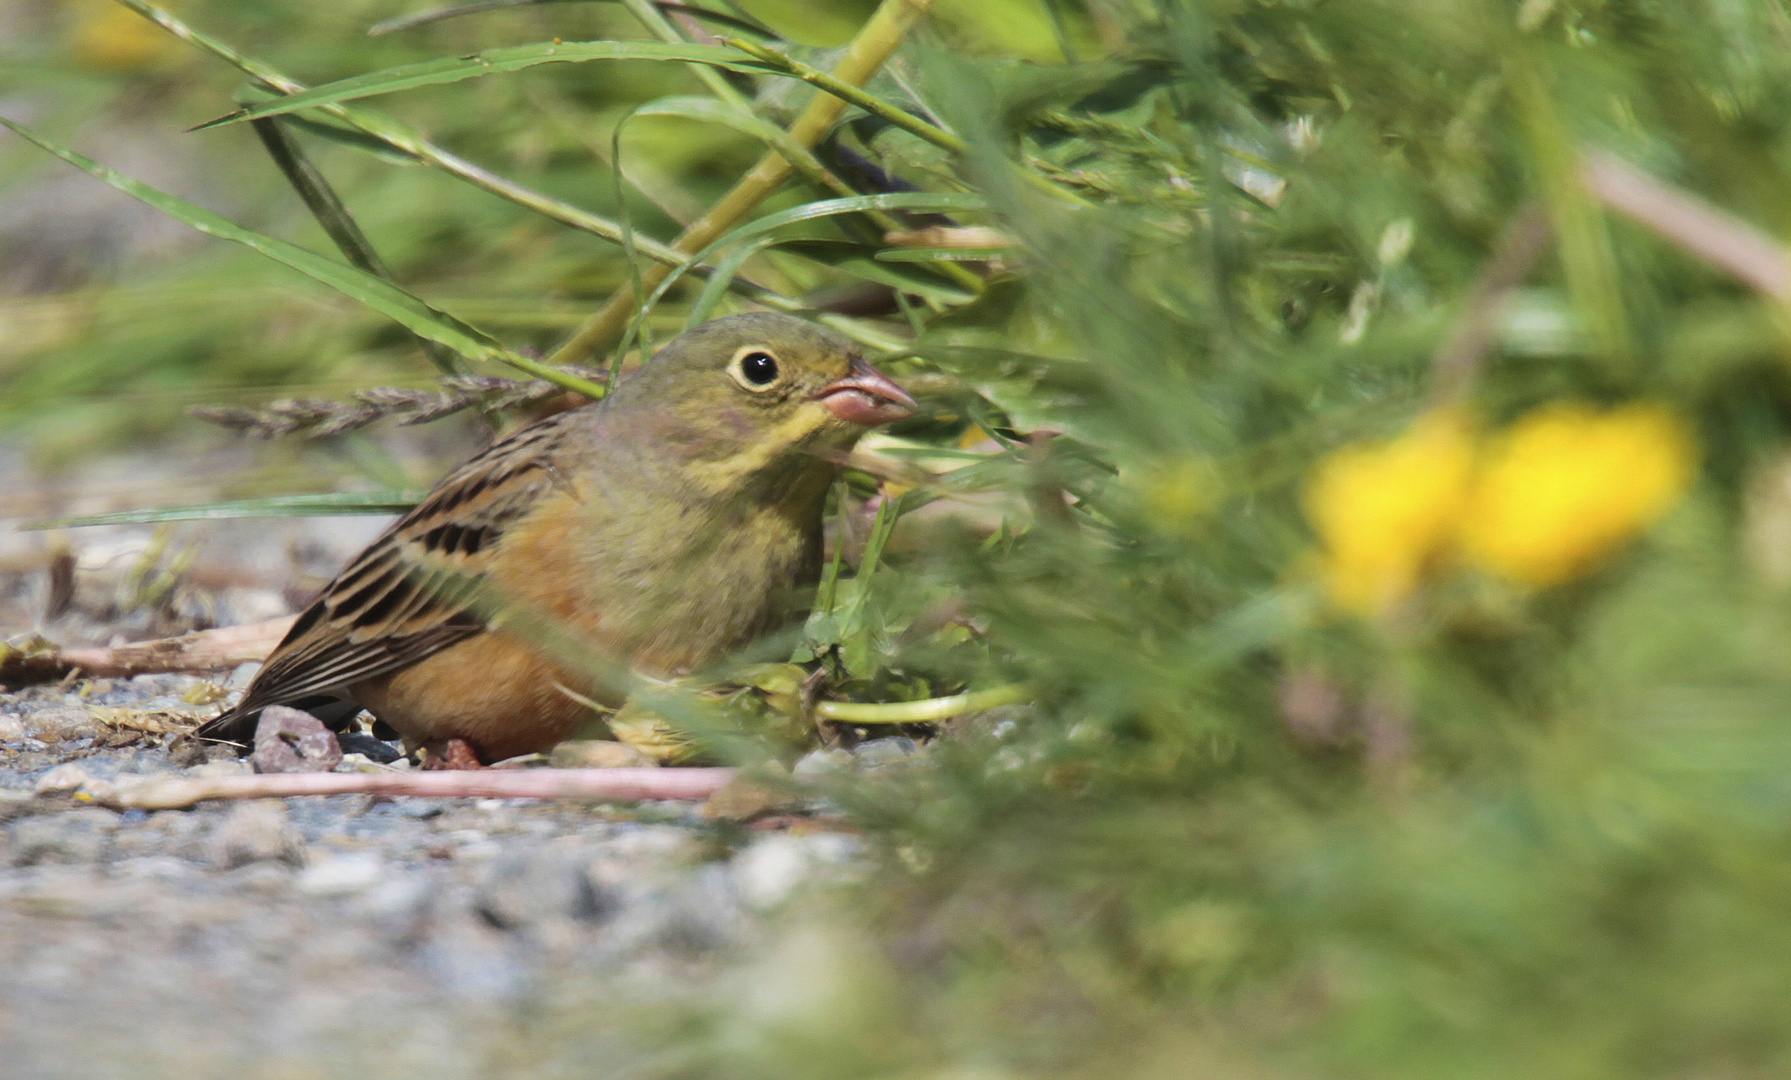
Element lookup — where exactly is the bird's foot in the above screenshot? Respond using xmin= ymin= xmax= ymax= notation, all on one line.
xmin=419 ymin=738 xmax=484 ymax=770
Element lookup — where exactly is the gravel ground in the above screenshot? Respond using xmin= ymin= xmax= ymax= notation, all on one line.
xmin=0 ymin=444 xmax=894 ymax=1079
xmin=0 ymin=670 xmax=879 ymax=1079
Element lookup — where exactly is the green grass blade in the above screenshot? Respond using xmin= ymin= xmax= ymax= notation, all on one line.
xmin=104 ymin=0 xmax=901 ymax=348
xmin=0 ymin=117 xmax=608 ymax=400
xmin=627 ymin=95 xmax=860 ymax=203
xmin=111 ymin=0 xmax=682 ymax=266
xmin=21 ymin=493 xmax=424 ymax=530
xmin=624 ymin=191 xmax=986 ymax=343
xmin=193 ymin=41 xmax=776 ymax=130
xmin=710 ymin=191 xmax=986 ymax=243
xmin=249 ymin=116 xmax=467 ymax=382
xmin=876 ymin=247 xmax=1015 ymax=262
xmin=722 ymin=36 xmax=969 ymax=155
xmin=368 ymin=0 xmax=773 ymax=39
xmin=776 ymin=239 xmax=980 ymax=300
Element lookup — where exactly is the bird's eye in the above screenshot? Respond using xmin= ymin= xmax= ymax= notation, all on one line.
xmin=741 ymin=350 xmax=778 ymax=384
xmin=730 ymin=348 xmax=781 ymax=390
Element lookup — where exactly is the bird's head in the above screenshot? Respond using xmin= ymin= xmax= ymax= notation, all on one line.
xmin=610 ymin=312 xmax=917 ymax=497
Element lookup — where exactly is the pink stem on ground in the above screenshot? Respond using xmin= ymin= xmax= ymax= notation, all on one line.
xmin=89 ymin=766 xmax=735 ymax=810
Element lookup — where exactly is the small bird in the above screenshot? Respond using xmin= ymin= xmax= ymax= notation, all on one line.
xmin=196 ymin=312 xmax=917 ymax=765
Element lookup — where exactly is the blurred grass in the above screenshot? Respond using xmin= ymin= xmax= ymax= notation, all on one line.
xmin=15 ymin=0 xmax=1791 ymax=1077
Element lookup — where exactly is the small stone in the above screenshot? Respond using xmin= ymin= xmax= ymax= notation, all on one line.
xmin=224 ymin=661 xmax=261 ymax=689
xmin=475 ymin=841 xmax=604 ymax=929
xmin=733 ymin=832 xmax=864 ymax=911
xmin=700 ymin=764 xmax=796 ymax=823
xmin=791 ymin=748 xmax=853 ymax=779
xmin=209 ymin=799 xmax=304 ymax=869
xmin=851 ymin=737 xmax=923 ymax=771
xmin=25 ymin=706 xmax=101 ymax=743
xmin=8 ymin=808 xmax=119 ymax=866
xmin=0 ymin=714 xmax=25 ymax=742
xmin=337 ymin=731 xmax=401 ymax=763
xmin=254 ymin=705 xmax=342 ymax=773
xmin=112 ymin=855 xmax=193 ymax=881
xmin=33 ymin=763 xmax=94 ymax=795
xmin=189 ymin=759 xmax=252 ymax=778
xmin=336 ymin=752 xmax=402 ymax=773
xmin=295 ymin=852 xmax=385 ymax=897
xmin=165 ymin=737 xmax=209 ymax=768
xmin=549 ymin=740 xmax=657 ymax=769
xmin=356 ymin=875 xmax=435 ymax=943
xmin=225 ymin=860 xmax=295 ymax=895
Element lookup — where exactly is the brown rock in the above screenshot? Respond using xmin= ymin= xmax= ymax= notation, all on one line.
xmin=701 ymin=764 xmax=797 ymax=824
xmin=254 ymin=705 xmax=342 ymax=774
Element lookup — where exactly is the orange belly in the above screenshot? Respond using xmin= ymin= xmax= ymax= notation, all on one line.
xmin=350 ymin=630 xmax=608 ymax=762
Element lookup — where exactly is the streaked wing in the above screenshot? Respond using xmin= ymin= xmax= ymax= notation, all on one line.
xmin=201 ymin=409 xmax=583 ymax=733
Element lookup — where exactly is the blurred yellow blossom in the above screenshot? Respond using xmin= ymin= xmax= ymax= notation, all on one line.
xmin=1458 ymin=402 xmax=1694 ymax=588
xmin=65 ymin=0 xmax=184 ymax=72
xmin=1303 ymin=402 xmax=1696 ymax=615
xmin=1304 ymin=410 xmax=1475 ymax=615
xmin=1134 ymin=454 xmax=1223 ymax=535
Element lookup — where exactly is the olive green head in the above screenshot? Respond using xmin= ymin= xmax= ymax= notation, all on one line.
xmin=605 ymin=313 xmax=917 ymax=493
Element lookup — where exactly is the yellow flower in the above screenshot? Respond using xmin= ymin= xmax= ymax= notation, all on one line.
xmin=1134 ymin=454 xmax=1222 ymax=535
xmin=65 ymin=0 xmax=184 ymax=72
xmin=1458 ymin=402 xmax=1694 ymax=588
xmin=1304 ymin=410 xmax=1476 ymax=615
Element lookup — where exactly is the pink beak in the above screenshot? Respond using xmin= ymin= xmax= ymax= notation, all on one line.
xmin=815 ymin=358 xmax=918 ymax=426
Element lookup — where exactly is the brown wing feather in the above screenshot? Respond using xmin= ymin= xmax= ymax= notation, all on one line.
xmin=197 ymin=409 xmax=585 ymax=742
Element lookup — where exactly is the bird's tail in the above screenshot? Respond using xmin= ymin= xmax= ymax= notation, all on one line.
xmin=193 ymin=704 xmax=260 ymax=748
xmin=194 ymin=695 xmax=362 ymax=748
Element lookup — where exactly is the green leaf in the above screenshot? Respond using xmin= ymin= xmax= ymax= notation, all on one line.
xmin=876 ymin=246 xmax=1015 ymax=262
xmin=22 ymin=493 xmax=424 ymax=531
xmin=625 ymin=190 xmax=986 ymax=343
xmin=367 ymin=0 xmax=774 ymax=39
xmin=780 ymin=239 xmax=980 ymax=301
xmin=249 ymin=116 xmax=465 ymax=380
xmin=193 ymin=41 xmax=778 ymax=129
xmin=632 ymin=94 xmax=812 ymax=166
xmin=0 ymin=117 xmax=608 ymax=400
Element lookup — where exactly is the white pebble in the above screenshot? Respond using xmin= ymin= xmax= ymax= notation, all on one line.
xmin=33 ymin=763 xmax=93 ymax=794
xmin=732 ymin=832 xmax=864 ymax=911
xmin=295 ymin=853 xmax=385 ymax=897
xmin=791 ymin=748 xmax=853 ymax=779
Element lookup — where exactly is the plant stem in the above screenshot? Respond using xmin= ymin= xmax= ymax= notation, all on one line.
xmin=815 ymin=684 xmax=1031 ymax=724
xmin=546 ymin=0 xmax=938 ymax=367
xmin=722 ymin=36 xmax=968 ymax=154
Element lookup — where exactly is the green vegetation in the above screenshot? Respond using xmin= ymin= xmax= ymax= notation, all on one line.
xmin=13 ymin=0 xmax=1791 ymax=1075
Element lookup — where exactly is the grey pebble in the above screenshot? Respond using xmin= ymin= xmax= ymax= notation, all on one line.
xmin=209 ymin=799 xmax=305 ymax=869
xmin=8 ymin=808 xmax=120 ymax=866
xmin=475 ymin=838 xmax=606 ymax=930
xmin=791 ymin=747 xmax=854 ymax=778
xmin=296 ymin=852 xmax=386 ymax=897
xmin=732 ymin=831 xmax=865 ymax=911
xmin=24 ymin=705 xmax=102 ymax=743
xmin=222 ymin=860 xmax=295 ymax=896
xmin=852 ymin=736 xmax=924 ymax=769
